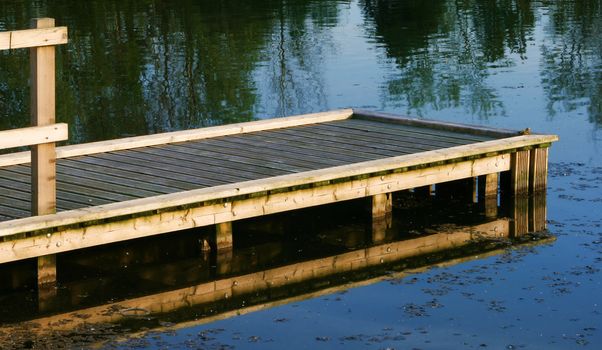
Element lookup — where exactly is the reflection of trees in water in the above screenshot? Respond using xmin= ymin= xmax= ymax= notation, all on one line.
xmin=255 ymin=0 xmax=345 ymax=117
xmin=361 ymin=0 xmax=536 ymax=119
xmin=0 ymin=0 xmax=340 ymax=142
xmin=540 ymin=0 xmax=602 ymax=125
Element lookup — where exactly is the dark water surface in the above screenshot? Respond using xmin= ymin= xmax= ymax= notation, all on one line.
xmin=1 ymin=0 xmax=601 ymax=348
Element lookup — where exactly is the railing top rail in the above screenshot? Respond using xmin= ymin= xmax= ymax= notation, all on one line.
xmin=0 ymin=25 xmax=68 ymax=50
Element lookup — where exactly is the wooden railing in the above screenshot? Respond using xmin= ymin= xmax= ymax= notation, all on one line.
xmin=0 ymin=18 xmax=68 ymax=216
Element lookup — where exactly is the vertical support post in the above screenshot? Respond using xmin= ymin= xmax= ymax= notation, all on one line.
xmin=31 ymin=18 xmax=59 ymax=289
xmin=372 ymin=193 xmax=392 ymax=218
xmin=510 ymin=150 xmax=530 ymax=195
xmin=215 ymin=222 xmax=233 ymax=250
xmin=372 ymin=193 xmax=392 ymax=243
xmin=478 ymin=173 xmax=499 ymax=218
xmin=529 ymin=147 xmax=549 ymax=193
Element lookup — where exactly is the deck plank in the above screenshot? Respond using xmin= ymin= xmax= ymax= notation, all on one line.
xmin=264 ymin=129 xmax=404 ymax=157
xmin=226 ymin=133 xmax=377 ymax=163
xmin=10 ymin=165 xmax=162 ymax=199
xmin=0 ymin=168 xmax=141 ymax=203
xmin=245 ymin=130 xmax=387 ymax=160
xmin=341 ymin=119 xmax=493 ymax=142
xmin=290 ymin=124 xmax=449 ymax=152
xmin=316 ymin=123 xmax=475 ymax=148
xmin=148 ymin=145 xmax=291 ymax=177
xmin=82 ymin=154 xmax=224 ymax=187
xmin=192 ymin=138 xmax=348 ymax=168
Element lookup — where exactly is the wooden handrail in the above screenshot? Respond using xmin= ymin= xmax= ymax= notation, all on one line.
xmin=0 ymin=18 xmax=68 ymax=219
xmin=0 ymin=124 xmax=68 ymax=150
xmin=0 ymin=26 xmax=68 ymax=50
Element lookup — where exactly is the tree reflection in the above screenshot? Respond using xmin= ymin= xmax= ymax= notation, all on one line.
xmin=360 ymin=0 xmax=536 ymax=119
xmin=540 ymin=0 xmax=602 ymax=125
xmin=0 ymin=0 xmax=341 ymax=142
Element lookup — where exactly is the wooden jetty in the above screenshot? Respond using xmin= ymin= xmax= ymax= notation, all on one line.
xmin=0 ymin=20 xmax=558 ymax=288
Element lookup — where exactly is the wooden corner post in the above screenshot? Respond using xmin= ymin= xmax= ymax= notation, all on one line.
xmin=30 ymin=18 xmax=59 ymax=291
xmin=30 ymin=17 xmax=58 ymax=216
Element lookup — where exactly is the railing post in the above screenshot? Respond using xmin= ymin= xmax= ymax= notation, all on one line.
xmin=30 ymin=17 xmax=58 ymax=216
xmin=30 ymin=18 xmax=58 ymax=291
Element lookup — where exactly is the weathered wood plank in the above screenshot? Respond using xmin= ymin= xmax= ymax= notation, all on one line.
xmin=270 ymin=128 xmax=408 ymax=157
xmin=0 ymin=195 xmax=31 ymax=213
xmin=0 ymin=124 xmax=67 ymax=150
xmin=12 ymin=164 xmax=162 ymax=199
xmin=0 ymin=205 xmax=30 ymax=219
xmin=81 ymin=154 xmax=223 ymax=187
xmin=179 ymin=142 xmax=315 ymax=173
xmin=146 ymin=145 xmax=290 ymax=178
xmin=252 ymin=129 xmax=387 ymax=160
xmin=226 ymin=133 xmax=376 ymax=163
xmin=107 ymin=150 xmax=256 ymax=183
xmin=60 ymin=159 xmax=196 ymax=192
xmin=0 ymin=26 xmax=68 ymax=50
xmin=285 ymin=124 xmax=442 ymax=153
xmin=323 ymin=120 xmax=487 ymax=146
xmin=307 ymin=123 xmax=466 ymax=152
xmin=0 ymin=175 xmax=112 ymax=208
xmin=338 ymin=118 xmax=493 ymax=143
xmin=193 ymin=138 xmax=347 ymax=168
xmin=0 ymin=154 xmax=510 ymax=253
xmin=353 ymin=109 xmax=520 ymax=138
xmin=0 ymin=109 xmax=353 ymax=167
xmin=56 ymin=163 xmax=181 ymax=195
xmin=0 ymin=133 xmax=556 ymax=236
xmin=0 ymin=168 xmax=141 ymax=204
xmin=267 ymin=129 xmax=403 ymax=157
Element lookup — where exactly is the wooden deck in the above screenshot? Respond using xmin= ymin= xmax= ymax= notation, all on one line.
xmin=0 ymin=109 xmax=557 ymax=269
xmin=0 ymin=112 xmax=496 ymax=218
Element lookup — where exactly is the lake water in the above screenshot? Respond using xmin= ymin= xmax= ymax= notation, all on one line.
xmin=0 ymin=0 xmax=601 ymax=348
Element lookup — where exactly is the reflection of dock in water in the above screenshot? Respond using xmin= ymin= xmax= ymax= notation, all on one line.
xmin=0 ymin=192 xmax=551 ymax=339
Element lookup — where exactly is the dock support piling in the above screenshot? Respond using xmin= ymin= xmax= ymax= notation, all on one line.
xmin=529 ymin=147 xmax=548 ymax=193
xmin=372 ymin=193 xmax=392 ymax=218
xmin=215 ymin=222 xmax=233 ymax=250
xmin=510 ymin=150 xmax=530 ymax=195
xmin=372 ymin=193 xmax=393 ymax=243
